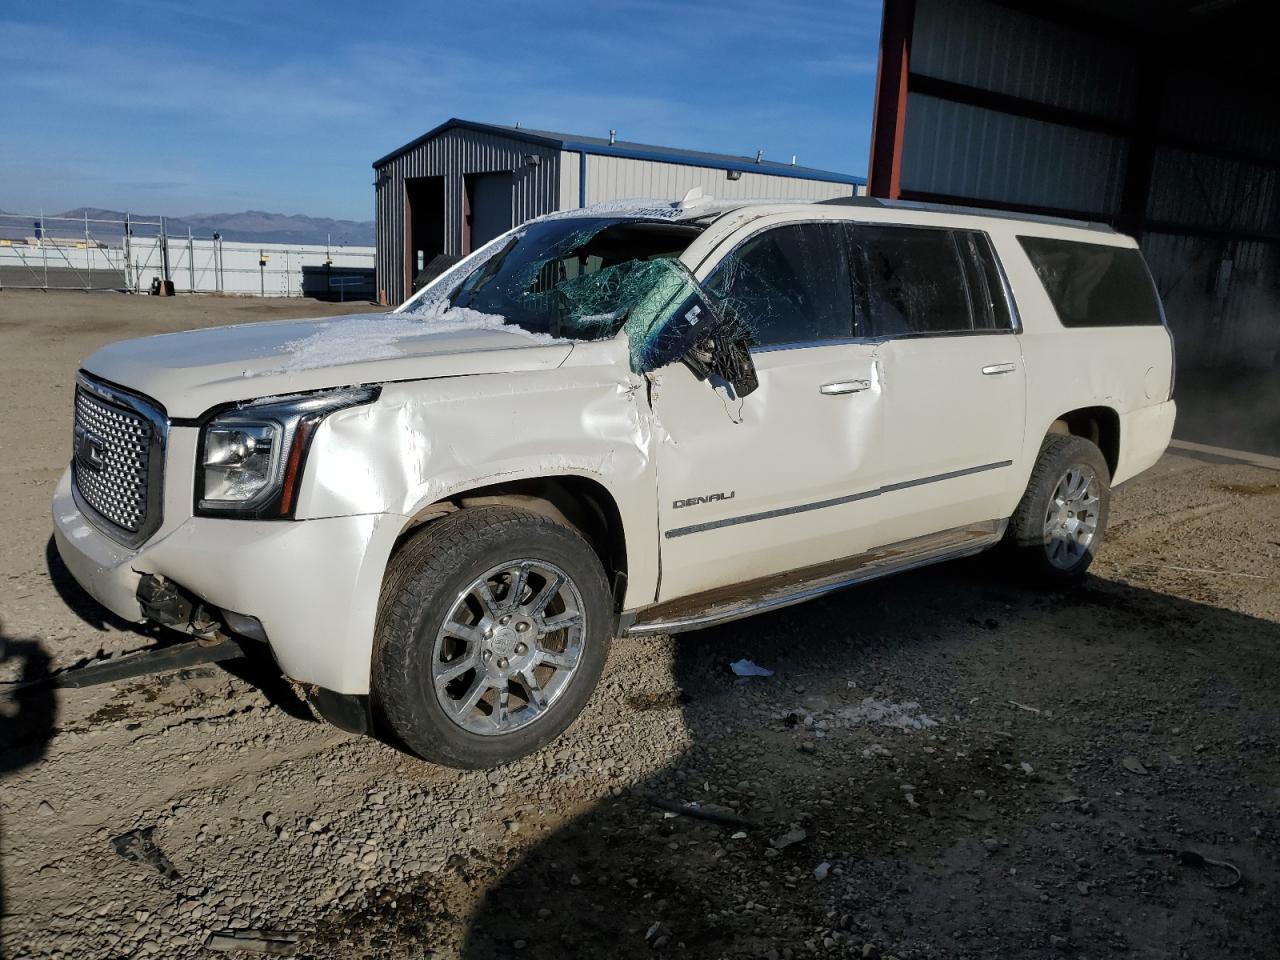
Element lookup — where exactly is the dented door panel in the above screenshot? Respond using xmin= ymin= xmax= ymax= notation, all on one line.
xmin=651 ymin=343 xmax=885 ymax=601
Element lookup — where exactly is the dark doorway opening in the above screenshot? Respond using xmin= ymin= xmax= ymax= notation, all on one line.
xmin=463 ymin=171 xmax=513 ymax=255
xmin=405 ymin=175 xmax=445 ymax=296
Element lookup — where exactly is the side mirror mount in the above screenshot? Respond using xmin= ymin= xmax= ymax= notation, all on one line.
xmin=682 ymin=323 xmax=759 ymax=398
xmin=627 ymin=260 xmax=758 ymax=398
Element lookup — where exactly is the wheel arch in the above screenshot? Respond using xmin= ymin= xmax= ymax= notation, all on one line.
xmin=394 ymin=474 xmax=631 ymax=611
xmin=1046 ymin=406 xmax=1120 ymax=479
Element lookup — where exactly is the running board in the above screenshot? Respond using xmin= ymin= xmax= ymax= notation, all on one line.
xmin=626 ymin=520 xmax=1005 ymax=637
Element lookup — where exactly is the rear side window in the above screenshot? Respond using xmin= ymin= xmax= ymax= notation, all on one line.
xmin=705 ymin=223 xmax=854 ymax=346
xmin=959 ymin=231 xmax=1017 ymax=331
xmin=854 ymin=226 xmax=975 ymax=337
xmin=1018 ymin=236 xmax=1163 ymax=327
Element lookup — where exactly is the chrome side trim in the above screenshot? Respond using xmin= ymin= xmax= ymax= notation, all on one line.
xmin=664 ymin=460 xmax=1012 ymax=539
xmin=629 ymin=521 xmax=1005 ymax=637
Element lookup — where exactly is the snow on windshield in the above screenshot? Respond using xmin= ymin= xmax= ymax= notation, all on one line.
xmin=399 ymin=216 xmax=704 ymax=356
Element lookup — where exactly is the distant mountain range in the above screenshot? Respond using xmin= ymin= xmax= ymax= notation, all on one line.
xmin=0 ymin=208 xmax=375 ymax=247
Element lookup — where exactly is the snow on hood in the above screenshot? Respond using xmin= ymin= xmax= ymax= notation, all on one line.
xmin=255 ymin=305 xmax=564 ymax=376
xmin=80 ymin=310 xmax=575 ymax=419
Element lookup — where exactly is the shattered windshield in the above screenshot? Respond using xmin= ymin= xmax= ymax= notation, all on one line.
xmin=443 ymin=217 xmax=703 ymax=342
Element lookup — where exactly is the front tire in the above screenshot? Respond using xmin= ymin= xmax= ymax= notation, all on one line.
xmin=1007 ymin=434 xmax=1111 ymax=584
xmin=373 ymin=507 xmax=613 ymax=768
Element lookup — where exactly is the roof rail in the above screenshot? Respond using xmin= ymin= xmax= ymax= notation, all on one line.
xmin=816 ymin=196 xmax=1116 ymax=234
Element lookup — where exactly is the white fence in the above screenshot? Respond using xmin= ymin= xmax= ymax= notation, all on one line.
xmin=0 ymin=212 xmax=375 ymax=299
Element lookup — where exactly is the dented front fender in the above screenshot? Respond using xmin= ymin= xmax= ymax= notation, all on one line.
xmin=292 ymin=339 xmax=660 ymax=608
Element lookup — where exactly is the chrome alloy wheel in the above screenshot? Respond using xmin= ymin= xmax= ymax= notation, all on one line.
xmin=1043 ymin=464 xmax=1101 ymax=570
xmin=431 ymin=559 xmax=586 ymax=735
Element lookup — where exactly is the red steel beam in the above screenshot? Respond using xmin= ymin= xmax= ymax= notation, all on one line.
xmin=868 ymin=0 xmax=915 ymax=199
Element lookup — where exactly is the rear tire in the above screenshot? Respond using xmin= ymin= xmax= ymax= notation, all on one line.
xmin=1007 ymin=434 xmax=1111 ymax=584
xmin=373 ymin=507 xmax=613 ymax=768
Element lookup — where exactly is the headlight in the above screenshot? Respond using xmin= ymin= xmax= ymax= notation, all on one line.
xmin=196 ymin=386 xmax=379 ymax=518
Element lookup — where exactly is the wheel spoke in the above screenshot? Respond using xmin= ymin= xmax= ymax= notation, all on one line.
xmin=520 ymin=669 xmax=548 ymax=710
xmin=472 ymin=578 xmax=501 ymax=620
xmin=441 ymin=620 xmax=485 ymax=645
xmin=528 ymin=573 xmax=565 ymax=617
xmin=494 ymin=684 xmax=511 ymax=727
xmin=452 ymin=674 xmax=490 ymax=717
xmin=507 ymin=563 xmax=531 ymax=611
xmin=1048 ymin=536 xmax=1066 ymax=562
xmin=536 ymin=647 xmax=576 ymax=669
xmin=435 ymin=652 xmax=478 ymax=688
xmin=540 ymin=610 xmax=582 ymax=633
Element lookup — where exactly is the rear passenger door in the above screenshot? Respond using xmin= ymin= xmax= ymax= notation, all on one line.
xmin=853 ymin=225 xmax=1026 ymax=542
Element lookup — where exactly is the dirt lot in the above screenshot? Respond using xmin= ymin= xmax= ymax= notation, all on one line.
xmin=2 ymin=290 xmax=1278 ymax=960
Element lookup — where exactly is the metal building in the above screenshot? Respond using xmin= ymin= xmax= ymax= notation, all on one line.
xmin=868 ymin=0 xmax=1278 ymax=375
xmin=372 ymin=118 xmax=864 ymax=305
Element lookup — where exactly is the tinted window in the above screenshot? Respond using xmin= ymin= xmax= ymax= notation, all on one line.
xmin=1018 ymin=236 xmax=1163 ymax=327
xmin=855 ymin=226 xmax=975 ymax=337
xmin=705 ymin=223 xmax=854 ymax=346
xmin=958 ymin=231 xmax=1016 ymax=331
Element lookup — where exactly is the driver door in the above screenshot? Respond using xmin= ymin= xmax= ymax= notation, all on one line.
xmin=650 ymin=220 xmax=885 ymax=602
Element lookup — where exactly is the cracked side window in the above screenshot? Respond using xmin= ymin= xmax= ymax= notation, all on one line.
xmin=703 ymin=223 xmax=856 ymax=346
xmin=855 ymin=226 xmax=976 ymax=337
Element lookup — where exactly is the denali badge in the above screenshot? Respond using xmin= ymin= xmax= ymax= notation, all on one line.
xmin=76 ymin=430 xmax=107 ymax=473
xmin=673 ymin=491 xmax=735 ymax=509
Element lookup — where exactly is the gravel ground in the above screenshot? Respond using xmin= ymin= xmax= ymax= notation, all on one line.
xmin=2 ymin=291 xmax=1278 ymax=959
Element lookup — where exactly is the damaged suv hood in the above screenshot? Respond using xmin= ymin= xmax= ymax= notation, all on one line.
xmin=80 ymin=312 xmax=575 ymax=419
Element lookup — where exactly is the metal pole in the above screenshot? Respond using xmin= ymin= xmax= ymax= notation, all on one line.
xmin=160 ymin=216 xmax=171 ymax=287
xmin=85 ymin=212 xmax=92 ymax=289
xmin=124 ymin=214 xmax=133 ymax=292
xmin=188 ymin=227 xmax=194 ymax=292
xmin=40 ymin=209 xmax=48 ymax=289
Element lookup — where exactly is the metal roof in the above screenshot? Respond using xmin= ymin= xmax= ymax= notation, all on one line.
xmin=372 ymin=118 xmax=865 ymax=186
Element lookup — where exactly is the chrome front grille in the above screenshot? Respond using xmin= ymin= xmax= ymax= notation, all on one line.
xmin=72 ymin=375 xmax=166 ymax=545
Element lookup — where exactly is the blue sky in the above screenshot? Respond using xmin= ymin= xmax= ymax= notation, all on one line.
xmin=0 ymin=0 xmax=883 ymax=222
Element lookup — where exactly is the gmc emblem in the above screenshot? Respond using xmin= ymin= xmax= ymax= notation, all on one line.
xmin=76 ymin=430 xmax=107 ymax=473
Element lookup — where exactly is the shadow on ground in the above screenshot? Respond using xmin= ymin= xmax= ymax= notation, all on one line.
xmin=327 ymin=554 xmax=1280 ymax=959
xmin=0 ymin=620 xmax=59 ymax=960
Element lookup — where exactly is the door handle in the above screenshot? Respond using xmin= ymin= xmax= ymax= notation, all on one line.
xmin=819 ymin=379 xmax=872 ymax=395
xmin=981 ymin=363 xmax=1017 ymax=376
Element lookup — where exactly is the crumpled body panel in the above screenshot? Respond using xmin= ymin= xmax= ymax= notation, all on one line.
xmin=295 ymin=337 xmax=660 ymax=609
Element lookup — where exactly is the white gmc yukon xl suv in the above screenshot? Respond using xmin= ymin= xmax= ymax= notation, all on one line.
xmin=53 ymin=197 xmax=1176 ymax=767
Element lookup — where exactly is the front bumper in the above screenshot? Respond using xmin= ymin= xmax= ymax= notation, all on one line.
xmin=52 ymin=468 xmax=406 ymax=694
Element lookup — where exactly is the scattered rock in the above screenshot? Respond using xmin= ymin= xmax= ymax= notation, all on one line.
xmin=1122 ymin=757 xmax=1149 ymax=776
xmin=772 ymin=828 xmax=808 ymax=850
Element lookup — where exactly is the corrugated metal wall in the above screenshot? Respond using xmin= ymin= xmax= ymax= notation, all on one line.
xmin=903 ymin=0 xmax=1131 ymax=217
xmin=895 ymin=0 xmax=1280 ymax=369
xmin=903 ymin=96 xmax=1124 ymax=216
xmin=374 ymin=128 xmax=562 ymax=304
xmin=579 ymin=154 xmax=854 ymax=207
